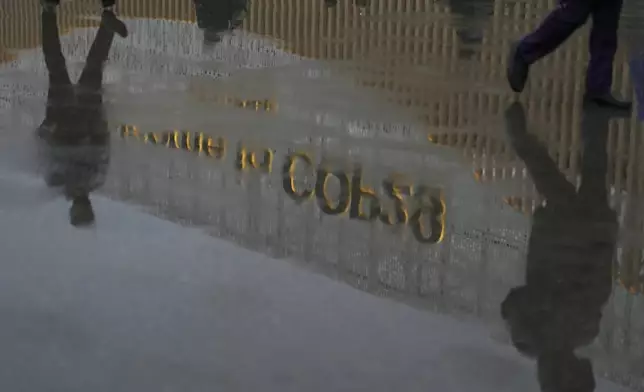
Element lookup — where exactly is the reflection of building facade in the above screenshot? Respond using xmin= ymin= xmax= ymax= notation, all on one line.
xmin=2 ymin=0 xmax=644 ymax=383
xmin=107 ymin=122 xmax=525 ymax=319
xmin=106 ymin=123 xmax=641 ymax=387
xmin=4 ymin=0 xmax=642 ymax=289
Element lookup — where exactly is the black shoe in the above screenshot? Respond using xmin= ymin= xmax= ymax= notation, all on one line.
xmin=584 ymin=93 xmax=632 ymax=111
xmin=101 ymin=10 xmax=128 ymax=38
xmin=507 ymin=42 xmax=530 ymax=93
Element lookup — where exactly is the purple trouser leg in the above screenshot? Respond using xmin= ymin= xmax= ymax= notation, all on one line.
xmin=518 ymin=0 xmax=623 ymax=95
xmin=586 ymin=0 xmax=623 ymax=95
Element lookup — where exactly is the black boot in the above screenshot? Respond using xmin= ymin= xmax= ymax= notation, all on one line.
xmin=583 ymin=93 xmax=632 ymax=111
xmin=507 ymin=42 xmax=530 ymax=93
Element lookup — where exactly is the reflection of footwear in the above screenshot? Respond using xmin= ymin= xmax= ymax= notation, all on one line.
xmin=204 ymin=29 xmax=223 ymax=44
xmin=45 ymin=172 xmax=65 ymax=187
xmin=69 ymin=195 xmax=96 ymax=227
xmin=36 ymin=124 xmax=53 ymax=141
xmin=101 ymin=10 xmax=128 ymax=38
xmin=41 ymin=0 xmax=60 ymax=11
xmin=584 ymin=93 xmax=632 ymax=111
xmin=504 ymin=102 xmax=527 ymax=140
xmin=507 ymin=42 xmax=530 ymax=93
xmin=458 ymin=48 xmax=476 ymax=60
xmin=457 ymin=30 xmax=483 ymax=45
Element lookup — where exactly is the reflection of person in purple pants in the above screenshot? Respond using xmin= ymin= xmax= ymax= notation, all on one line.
xmin=507 ymin=0 xmax=632 ymax=110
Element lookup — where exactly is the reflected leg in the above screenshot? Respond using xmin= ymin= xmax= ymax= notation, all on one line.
xmin=504 ymin=103 xmax=577 ymax=205
xmin=76 ymin=15 xmax=119 ymax=139
xmin=518 ymin=0 xmax=591 ymax=64
xmin=77 ymin=20 xmax=116 ymax=93
xmin=577 ymin=108 xmax=616 ymax=208
xmin=41 ymin=8 xmax=72 ymax=95
xmin=39 ymin=7 xmax=74 ymax=140
xmin=508 ymin=0 xmax=591 ymax=92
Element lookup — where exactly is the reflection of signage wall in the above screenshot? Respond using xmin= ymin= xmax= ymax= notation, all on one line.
xmin=281 ymin=153 xmax=444 ymax=244
xmin=118 ymin=125 xmax=445 ymax=244
xmin=187 ymin=83 xmax=278 ymax=113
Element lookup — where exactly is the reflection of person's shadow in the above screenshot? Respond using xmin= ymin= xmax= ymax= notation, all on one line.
xmin=501 ymin=102 xmax=622 ymax=391
xmin=444 ymin=0 xmax=493 ymax=59
xmin=36 ymin=8 xmax=127 ymax=227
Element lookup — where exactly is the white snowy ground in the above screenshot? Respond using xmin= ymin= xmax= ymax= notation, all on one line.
xmin=0 ymin=169 xmax=633 ymax=392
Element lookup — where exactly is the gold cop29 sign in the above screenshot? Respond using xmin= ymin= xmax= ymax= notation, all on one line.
xmin=119 ymin=125 xmax=445 ymax=244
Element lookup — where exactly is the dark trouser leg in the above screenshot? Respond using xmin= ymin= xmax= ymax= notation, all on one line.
xmin=518 ymin=0 xmax=591 ymax=64
xmin=76 ymin=19 xmax=115 ymax=138
xmin=505 ymin=103 xmax=577 ymax=206
xmin=41 ymin=9 xmax=72 ymax=95
xmin=40 ymin=8 xmax=74 ymax=137
xmin=586 ymin=0 xmax=623 ymax=95
xmin=77 ymin=21 xmax=115 ymax=93
xmin=512 ymin=133 xmax=577 ymax=206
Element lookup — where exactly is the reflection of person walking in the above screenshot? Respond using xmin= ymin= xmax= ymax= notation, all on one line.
xmin=507 ymin=0 xmax=632 ymax=110
xmin=501 ymin=101 xmax=621 ymax=392
xmin=37 ymin=0 xmax=127 ymax=227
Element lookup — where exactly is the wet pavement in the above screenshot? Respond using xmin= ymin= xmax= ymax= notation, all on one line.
xmin=2 ymin=0 xmax=644 ymax=391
